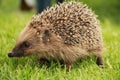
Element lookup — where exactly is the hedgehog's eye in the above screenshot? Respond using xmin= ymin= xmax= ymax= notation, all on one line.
xmin=23 ymin=41 xmax=30 ymax=48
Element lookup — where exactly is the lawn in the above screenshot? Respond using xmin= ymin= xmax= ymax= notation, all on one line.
xmin=0 ymin=0 xmax=120 ymax=80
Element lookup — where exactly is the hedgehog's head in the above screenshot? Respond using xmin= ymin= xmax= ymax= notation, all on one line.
xmin=8 ymin=22 xmax=52 ymax=57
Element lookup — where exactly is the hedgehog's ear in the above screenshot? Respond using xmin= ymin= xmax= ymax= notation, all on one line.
xmin=42 ymin=29 xmax=50 ymax=43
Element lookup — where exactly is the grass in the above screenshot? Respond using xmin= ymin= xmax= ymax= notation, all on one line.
xmin=0 ymin=0 xmax=120 ymax=80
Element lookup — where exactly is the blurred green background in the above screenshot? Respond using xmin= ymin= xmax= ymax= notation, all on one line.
xmin=0 ymin=0 xmax=120 ymax=23
xmin=79 ymin=0 xmax=120 ymax=23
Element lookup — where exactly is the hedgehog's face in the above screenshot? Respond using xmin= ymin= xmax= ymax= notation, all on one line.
xmin=8 ymin=24 xmax=51 ymax=57
xmin=8 ymin=41 xmax=31 ymax=57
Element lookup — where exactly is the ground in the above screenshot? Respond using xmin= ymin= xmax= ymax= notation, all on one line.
xmin=0 ymin=0 xmax=120 ymax=80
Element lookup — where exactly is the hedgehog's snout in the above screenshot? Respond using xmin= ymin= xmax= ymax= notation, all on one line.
xmin=8 ymin=51 xmax=14 ymax=57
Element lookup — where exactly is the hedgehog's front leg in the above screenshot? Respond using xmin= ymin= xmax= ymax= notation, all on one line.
xmin=64 ymin=59 xmax=76 ymax=71
xmin=64 ymin=62 xmax=72 ymax=72
xmin=38 ymin=58 xmax=50 ymax=66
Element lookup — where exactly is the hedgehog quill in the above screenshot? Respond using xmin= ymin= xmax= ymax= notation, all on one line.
xmin=8 ymin=2 xmax=104 ymax=71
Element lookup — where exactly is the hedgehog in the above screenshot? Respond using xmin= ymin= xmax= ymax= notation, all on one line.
xmin=8 ymin=2 xmax=104 ymax=71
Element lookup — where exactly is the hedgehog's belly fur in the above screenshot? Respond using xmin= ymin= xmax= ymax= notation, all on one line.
xmin=37 ymin=45 xmax=89 ymax=63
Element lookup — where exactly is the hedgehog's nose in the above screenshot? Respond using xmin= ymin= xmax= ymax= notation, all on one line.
xmin=8 ymin=51 xmax=14 ymax=57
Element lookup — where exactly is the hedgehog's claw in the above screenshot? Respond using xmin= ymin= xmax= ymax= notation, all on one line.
xmin=65 ymin=63 xmax=72 ymax=72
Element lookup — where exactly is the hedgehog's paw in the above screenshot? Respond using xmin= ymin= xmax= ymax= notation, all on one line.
xmin=64 ymin=63 xmax=73 ymax=72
